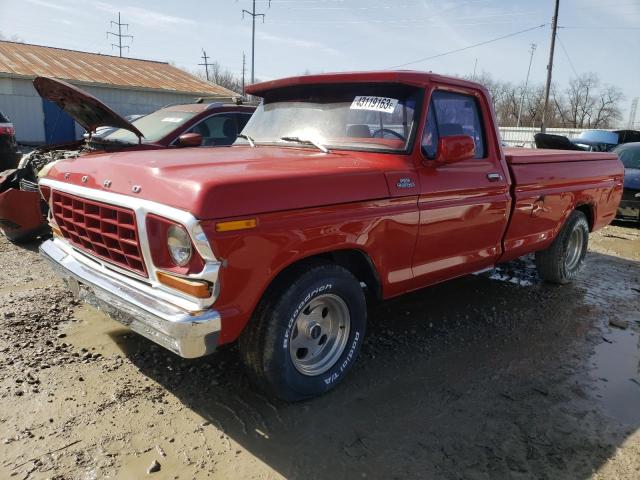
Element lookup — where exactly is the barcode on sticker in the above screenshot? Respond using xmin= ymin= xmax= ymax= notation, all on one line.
xmin=350 ymin=96 xmax=398 ymax=113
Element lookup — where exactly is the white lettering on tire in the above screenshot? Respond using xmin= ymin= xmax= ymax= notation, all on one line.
xmin=324 ymin=331 xmax=360 ymax=385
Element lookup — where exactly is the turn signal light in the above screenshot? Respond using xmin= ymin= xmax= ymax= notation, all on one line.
xmin=215 ymin=218 xmax=257 ymax=232
xmin=156 ymin=271 xmax=211 ymax=298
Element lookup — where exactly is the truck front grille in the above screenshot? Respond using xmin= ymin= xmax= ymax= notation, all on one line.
xmin=51 ymin=190 xmax=147 ymax=277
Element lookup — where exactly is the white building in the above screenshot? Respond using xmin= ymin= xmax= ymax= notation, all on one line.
xmin=0 ymin=41 xmax=237 ymax=144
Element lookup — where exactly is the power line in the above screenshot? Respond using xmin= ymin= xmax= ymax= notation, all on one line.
xmin=386 ymin=24 xmax=546 ymax=69
xmin=106 ymin=12 xmax=133 ymax=58
xmin=517 ymin=43 xmax=537 ymax=128
xmin=270 ymin=10 xmax=545 ymax=25
xmin=559 ymin=25 xmax=640 ymax=30
xmin=242 ymin=0 xmax=272 ymax=84
xmin=556 ymin=35 xmax=578 ymax=78
xmin=198 ymin=50 xmax=215 ymax=82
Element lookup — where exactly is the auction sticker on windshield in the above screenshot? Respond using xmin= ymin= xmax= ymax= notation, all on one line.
xmin=161 ymin=117 xmax=183 ymax=123
xmin=350 ymin=96 xmax=398 ymax=113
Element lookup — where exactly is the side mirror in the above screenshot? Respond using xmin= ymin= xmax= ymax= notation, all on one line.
xmin=435 ymin=135 xmax=475 ymax=165
xmin=176 ymin=133 xmax=202 ymax=147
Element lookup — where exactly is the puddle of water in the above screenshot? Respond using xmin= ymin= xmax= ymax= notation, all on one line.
xmin=484 ymin=255 xmax=539 ymax=287
xmin=64 ymin=304 xmax=132 ymax=356
xmin=590 ymin=325 xmax=640 ymax=425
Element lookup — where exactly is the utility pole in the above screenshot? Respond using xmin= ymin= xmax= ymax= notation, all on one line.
xmin=199 ymin=50 xmax=215 ymax=82
xmin=241 ymin=52 xmax=246 ymax=96
xmin=472 ymin=58 xmax=478 ymax=81
xmin=106 ymin=12 xmax=133 ymax=57
xmin=516 ymin=43 xmax=537 ymax=128
xmin=627 ymin=97 xmax=638 ymax=129
xmin=242 ymin=0 xmax=271 ymax=84
xmin=540 ymin=0 xmax=560 ymax=133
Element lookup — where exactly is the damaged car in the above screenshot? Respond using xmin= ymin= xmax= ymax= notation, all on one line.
xmin=0 ymin=77 xmax=255 ymax=243
xmin=535 ymin=129 xmax=640 ymax=152
xmin=613 ymin=142 xmax=640 ymax=222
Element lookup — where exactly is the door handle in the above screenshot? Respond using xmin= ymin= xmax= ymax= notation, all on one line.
xmin=487 ymin=173 xmax=503 ymax=182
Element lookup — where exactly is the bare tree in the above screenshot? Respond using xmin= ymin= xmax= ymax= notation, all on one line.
xmin=190 ymin=63 xmax=243 ymax=95
xmin=0 ymin=31 xmax=24 ymax=43
xmin=565 ymin=73 xmax=599 ymax=128
xmin=591 ymin=85 xmax=624 ymax=128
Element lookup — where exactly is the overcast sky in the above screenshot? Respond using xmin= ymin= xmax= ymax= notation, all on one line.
xmin=1 ymin=0 xmax=639 ymax=122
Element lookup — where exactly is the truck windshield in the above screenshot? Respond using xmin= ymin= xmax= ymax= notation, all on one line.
xmin=237 ymin=83 xmax=422 ymax=153
xmin=104 ymin=110 xmax=197 ymax=144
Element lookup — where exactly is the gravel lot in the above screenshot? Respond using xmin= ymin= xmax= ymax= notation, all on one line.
xmin=0 ymin=223 xmax=639 ymax=479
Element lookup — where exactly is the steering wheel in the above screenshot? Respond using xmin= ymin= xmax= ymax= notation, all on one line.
xmin=371 ymin=128 xmax=405 ymax=140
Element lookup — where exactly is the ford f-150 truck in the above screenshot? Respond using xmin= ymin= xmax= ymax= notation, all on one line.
xmin=38 ymin=71 xmax=624 ymax=401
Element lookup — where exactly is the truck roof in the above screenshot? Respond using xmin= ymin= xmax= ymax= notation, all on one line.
xmin=246 ymin=70 xmax=488 ymax=97
xmin=504 ymin=147 xmax=619 ymax=164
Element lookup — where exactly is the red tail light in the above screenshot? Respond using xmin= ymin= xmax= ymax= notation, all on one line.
xmin=0 ymin=126 xmax=15 ymax=135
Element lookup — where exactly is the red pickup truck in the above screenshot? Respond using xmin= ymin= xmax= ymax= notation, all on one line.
xmin=38 ymin=71 xmax=623 ymax=401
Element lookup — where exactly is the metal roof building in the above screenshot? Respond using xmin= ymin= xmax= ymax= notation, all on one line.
xmin=0 ymin=41 xmax=237 ymax=144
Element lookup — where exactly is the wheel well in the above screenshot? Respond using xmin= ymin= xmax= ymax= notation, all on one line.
xmin=272 ymin=249 xmax=382 ymax=300
xmin=575 ymin=204 xmax=594 ymax=231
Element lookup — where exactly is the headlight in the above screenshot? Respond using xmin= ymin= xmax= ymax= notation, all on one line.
xmin=167 ymin=224 xmax=192 ymax=266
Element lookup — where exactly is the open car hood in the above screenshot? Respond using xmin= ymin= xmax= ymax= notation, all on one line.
xmin=33 ymin=77 xmax=143 ymax=140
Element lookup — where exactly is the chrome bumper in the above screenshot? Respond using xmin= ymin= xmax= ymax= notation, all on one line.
xmin=40 ymin=239 xmax=221 ymax=358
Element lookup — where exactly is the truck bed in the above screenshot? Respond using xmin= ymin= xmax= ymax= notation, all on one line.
xmin=500 ymin=147 xmax=623 ymax=262
xmin=504 ymin=147 xmax=618 ymax=164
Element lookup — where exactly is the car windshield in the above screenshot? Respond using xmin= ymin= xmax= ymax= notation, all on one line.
xmin=574 ymin=130 xmax=619 ymax=145
xmin=104 ymin=110 xmax=198 ymax=143
xmin=615 ymin=145 xmax=640 ymax=169
xmin=236 ymin=83 xmax=422 ymax=153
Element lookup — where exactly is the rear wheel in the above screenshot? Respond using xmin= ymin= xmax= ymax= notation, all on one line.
xmin=535 ymin=210 xmax=589 ymax=284
xmin=239 ymin=262 xmax=366 ymax=401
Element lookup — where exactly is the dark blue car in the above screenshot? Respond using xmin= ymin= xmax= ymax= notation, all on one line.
xmin=613 ymin=142 xmax=640 ymax=222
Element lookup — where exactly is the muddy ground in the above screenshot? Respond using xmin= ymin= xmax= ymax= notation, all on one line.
xmin=0 ymin=223 xmax=639 ymax=480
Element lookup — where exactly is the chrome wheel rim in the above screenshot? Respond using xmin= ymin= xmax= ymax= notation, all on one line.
xmin=565 ymin=226 xmax=584 ymax=271
xmin=289 ymin=294 xmax=351 ymax=376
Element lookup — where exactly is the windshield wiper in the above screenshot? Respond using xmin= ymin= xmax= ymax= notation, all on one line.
xmin=280 ymin=136 xmax=330 ymax=153
xmin=237 ymin=133 xmax=256 ymax=147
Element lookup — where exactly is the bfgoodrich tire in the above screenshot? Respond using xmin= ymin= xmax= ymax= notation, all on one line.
xmin=239 ymin=262 xmax=366 ymax=402
xmin=535 ymin=210 xmax=589 ymax=284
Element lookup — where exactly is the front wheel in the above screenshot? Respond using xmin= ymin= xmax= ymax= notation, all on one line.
xmin=239 ymin=262 xmax=366 ymax=401
xmin=535 ymin=210 xmax=589 ymax=284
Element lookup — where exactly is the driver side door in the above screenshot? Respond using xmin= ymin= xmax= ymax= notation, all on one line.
xmin=412 ymin=87 xmax=510 ymax=285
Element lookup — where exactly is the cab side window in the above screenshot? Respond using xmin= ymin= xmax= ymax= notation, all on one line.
xmin=236 ymin=113 xmax=252 ymax=132
xmin=188 ymin=113 xmax=237 ymax=146
xmin=421 ymin=91 xmax=486 ymax=159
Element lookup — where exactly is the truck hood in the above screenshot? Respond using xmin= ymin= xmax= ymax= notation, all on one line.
xmin=33 ymin=77 xmax=143 ymax=139
xmin=43 ymin=146 xmax=403 ymax=219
